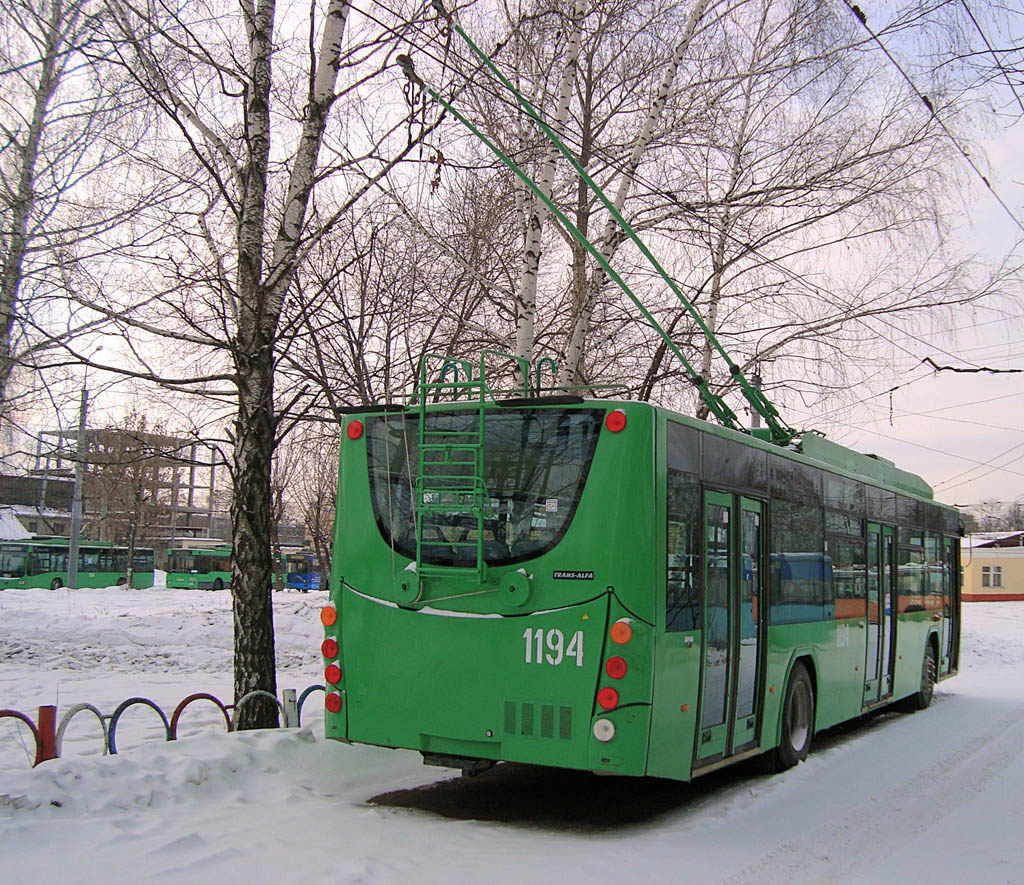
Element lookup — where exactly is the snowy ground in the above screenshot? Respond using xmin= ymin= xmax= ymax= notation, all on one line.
xmin=1 ymin=588 xmax=1022 ymax=884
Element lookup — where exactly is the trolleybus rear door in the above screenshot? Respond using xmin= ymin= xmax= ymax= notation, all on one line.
xmin=864 ymin=524 xmax=896 ymax=705
xmin=941 ymin=537 xmax=958 ymax=675
xmin=697 ymin=492 xmax=765 ymax=763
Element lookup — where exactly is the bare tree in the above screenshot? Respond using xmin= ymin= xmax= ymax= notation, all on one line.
xmin=281 ymin=424 xmax=339 ymax=582
xmin=0 ymin=0 xmax=154 ymax=424
xmin=97 ymin=0 xmax=442 ymax=727
xmin=456 ymin=0 xmax=1000 ymax=418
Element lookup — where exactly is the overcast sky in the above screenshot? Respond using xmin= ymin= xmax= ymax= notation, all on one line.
xmin=797 ymin=117 xmax=1024 ymax=508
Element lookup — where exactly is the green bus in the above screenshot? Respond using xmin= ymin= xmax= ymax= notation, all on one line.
xmin=320 ymin=374 xmax=960 ymax=780
xmin=165 ymin=545 xmax=233 ymax=590
xmin=0 ymin=539 xmax=156 ymax=590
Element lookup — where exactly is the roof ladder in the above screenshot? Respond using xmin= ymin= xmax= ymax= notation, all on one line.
xmin=413 ymin=355 xmax=489 ymax=586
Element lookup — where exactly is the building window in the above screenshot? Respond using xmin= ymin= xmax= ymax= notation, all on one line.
xmin=982 ymin=565 xmax=1004 ymax=588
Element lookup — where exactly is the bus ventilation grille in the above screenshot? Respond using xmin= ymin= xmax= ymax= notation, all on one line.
xmin=504 ymin=701 xmax=573 ymax=740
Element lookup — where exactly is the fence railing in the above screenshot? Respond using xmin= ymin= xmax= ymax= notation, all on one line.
xmin=0 ymin=684 xmax=326 ymax=767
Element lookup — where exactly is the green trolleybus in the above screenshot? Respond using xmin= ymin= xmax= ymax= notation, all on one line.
xmin=165 ymin=545 xmax=232 ymax=590
xmin=0 ymin=539 xmax=155 ymax=590
xmin=320 ymin=362 xmax=960 ymax=780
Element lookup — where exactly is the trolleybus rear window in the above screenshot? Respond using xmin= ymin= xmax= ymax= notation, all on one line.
xmin=365 ymin=408 xmax=603 ymax=567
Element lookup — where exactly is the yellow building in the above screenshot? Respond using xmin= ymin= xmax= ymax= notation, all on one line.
xmin=961 ymin=532 xmax=1024 ymax=601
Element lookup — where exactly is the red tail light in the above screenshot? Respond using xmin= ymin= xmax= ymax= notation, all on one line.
xmin=321 ymin=638 xmax=339 ymax=659
xmin=325 ymin=692 xmax=343 ymax=713
xmin=597 ymin=687 xmax=619 ymax=710
xmin=346 ymin=419 xmax=364 ymax=440
xmin=605 ymin=656 xmax=627 ymax=679
xmin=325 ymin=664 xmax=342 ymax=684
xmin=605 ymin=409 xmax=627 ymax=433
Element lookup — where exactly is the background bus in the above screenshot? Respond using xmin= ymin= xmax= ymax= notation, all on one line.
xmin=283 ymin=550 xmax=321 ymax=592
xmin=165 ymin=545 xmax=232 ymax=591
xmin=0 ymin=539 xmax=155 ymax=590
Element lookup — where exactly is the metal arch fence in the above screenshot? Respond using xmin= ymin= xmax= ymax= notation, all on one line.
xmin=0 ymin=684 xmax=327 ymax=768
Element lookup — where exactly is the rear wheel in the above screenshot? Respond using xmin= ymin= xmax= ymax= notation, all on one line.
xmin=901 ymin=643 xmax=937 ymax=712
xmin=774 ymin=662 xmax=814 ymax=771
xmin=212 ymin=577 xmax=224 ymax=592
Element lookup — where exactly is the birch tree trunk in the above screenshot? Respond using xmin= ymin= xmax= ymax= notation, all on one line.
xmin=557 ymin=0 xmax=710 ymax=385
xmin=514 ymin=0 xmax=585 ymax=363
xmin=229 ymin=0 xmax=352 ymax=729
xmin=0 ymin=0 xmax=81 ymax=415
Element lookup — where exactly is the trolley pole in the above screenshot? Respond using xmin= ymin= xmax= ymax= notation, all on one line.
xmin=751 ymin=371 xmax=762 ymax=430
xmin=68 ymin=384 xmax=88 ymax=589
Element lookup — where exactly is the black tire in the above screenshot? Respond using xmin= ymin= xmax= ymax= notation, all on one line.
xmin=212 ymin=577 xmax=224 ymax=592
xmin=901 ymin=643 xmax=937 ymax=712
xmin=774 ymin=662 xmax=815 ymax=772
xmin=116 ymin=576 xmax=128 ymax=586
xmin=50 ymin=577 xmax=63 ymax=591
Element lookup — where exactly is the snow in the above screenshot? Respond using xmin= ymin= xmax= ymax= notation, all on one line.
xmin=2 ymin=588 xmax=1023 ymax=884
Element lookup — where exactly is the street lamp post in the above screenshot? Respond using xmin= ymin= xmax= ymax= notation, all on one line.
xmin=67 ymin=382 xmax=89 ymax=589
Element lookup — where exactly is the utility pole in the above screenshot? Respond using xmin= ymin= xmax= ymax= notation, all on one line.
xmin=67 ymin=384 xmax=88 ymax=589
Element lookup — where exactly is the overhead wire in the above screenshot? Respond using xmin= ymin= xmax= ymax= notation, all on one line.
xmin=958 ymin=0 xmax=1024 ymax=118
xmin=824 ymin=421 xmax=1024 ymax=486
xmin=841 ymin=0 xmax=1024 ymax=235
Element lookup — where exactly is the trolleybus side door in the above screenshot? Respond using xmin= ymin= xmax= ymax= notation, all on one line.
xmin=864 ymin=523 xmax=896 ymax=705
xmin=697 ymin=491 xmax=765 ymax=763
xmin=733 ymin=497 xmax=763 ymax=754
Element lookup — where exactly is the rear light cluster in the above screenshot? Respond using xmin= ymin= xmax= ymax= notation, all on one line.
xmin=593 ymin=618 xmax=634 ymax=743
xmin=321 ymin=605 xmax=343 ymax=714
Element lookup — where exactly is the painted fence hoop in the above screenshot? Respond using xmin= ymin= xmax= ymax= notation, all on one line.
xmin=55 ymin=704 xmax=109 ymax=758
xmin=107 ymin=697 xmax=171 ymax=755
xmin=169 ymin=693 xmax=232 ymax=740
xmin=0 ymin=709 xmax=41 ymax=766
xmin=231 ymin=690 xmax=286 ymax=730
xmin=296 ymin=684 xmax=326 ymax=726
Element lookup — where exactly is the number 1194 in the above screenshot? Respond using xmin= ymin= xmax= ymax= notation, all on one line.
xmin=523 ymin=628 xmax=583 ymax=667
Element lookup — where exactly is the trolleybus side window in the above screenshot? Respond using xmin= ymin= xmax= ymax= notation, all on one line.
xmin=702 ymin=436 xmax=767 ymax=493
xmin=830 ymin=537 xmax=867 ymax=619
xmin=768 ymin=455 xmax=830 ymax=625
xmin=824 ymin=474 xmax=865 ymax=536
xmin=666 ymin=422 xmax=700 ymax=632
xmin=866 ymin=485 xmax=897 ymax=522
xmin=923 ymin=531 xmax=943 ymax=609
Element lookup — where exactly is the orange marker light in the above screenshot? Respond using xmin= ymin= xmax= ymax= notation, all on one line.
xmin=325 ymin=692 xmax=343 ymax=713
xmin=320 ymin=605 xmax=337 ymax=626
xmin=346 ymin=419 xmax=364 ymax=440
xmin=610 ymin=619 xmax=632 ymax=645
xmin=605 ymin=409 xmax=627 ymax=433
